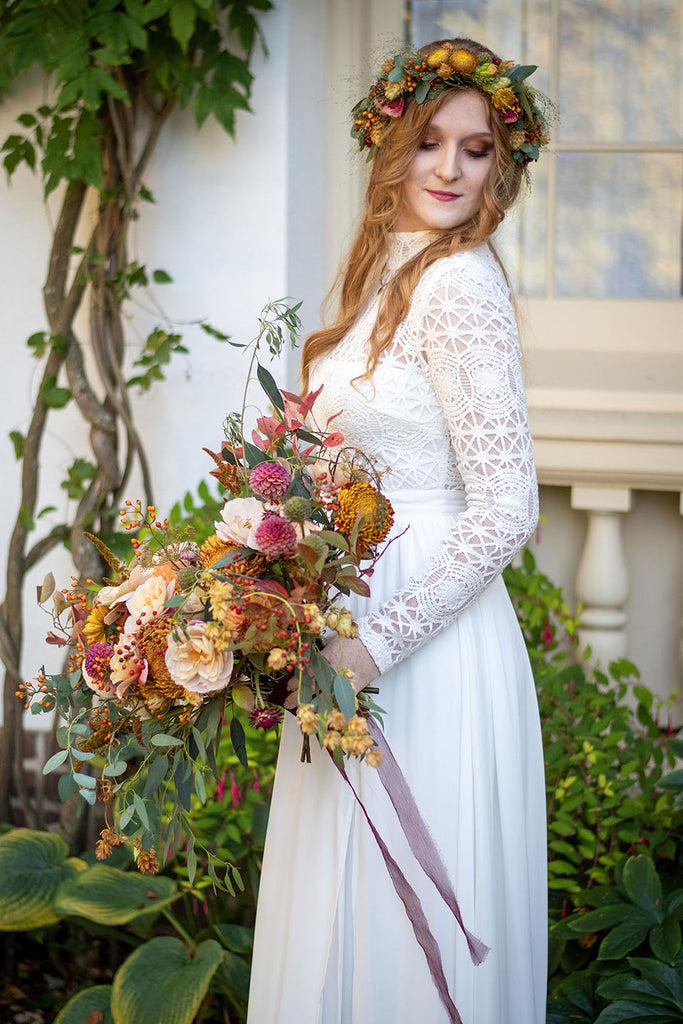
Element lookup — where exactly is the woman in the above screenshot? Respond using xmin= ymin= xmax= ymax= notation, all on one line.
xmin=248 ymin=37 xmax=549 ymax=1024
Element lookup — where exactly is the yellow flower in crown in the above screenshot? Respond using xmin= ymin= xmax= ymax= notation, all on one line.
xmin=492 ymin=87 xmax=519 ymax=112
xmin=333 ymin=482 xmax=394 ymax=552
xmin=449 ymin=48 xmax=478 ymax=75
xmin=426 ymin=47 xmax=451 ymax=69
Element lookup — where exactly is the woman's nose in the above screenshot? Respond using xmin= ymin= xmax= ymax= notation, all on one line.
xmin=435 ymin=146 xmax=461 ymax=182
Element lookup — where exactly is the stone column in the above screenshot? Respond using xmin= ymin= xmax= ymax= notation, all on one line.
xmin=571 ymin=486 xmax=632 ymax=670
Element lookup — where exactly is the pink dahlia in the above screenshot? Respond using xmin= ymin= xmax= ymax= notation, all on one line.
xmin=249 ymin=462 xmax=292 ymax=502
xmin=249 ymin=706 xmax=283 ymax=730
xmin=253 ymin=513 xmax=298 ymax=557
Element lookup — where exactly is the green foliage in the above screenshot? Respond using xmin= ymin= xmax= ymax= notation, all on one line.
xmin=0 ymin=0 xmax=272 ymax=193
xmin=0 ymin=829 xmax=86 ymax=930
xmin=504 ymin=550 xmax=680 ymax=908
xmin=127 ymin=326 xmax=189 ymax=391
xmin=61 ymin=456 xmax=97 ymax=499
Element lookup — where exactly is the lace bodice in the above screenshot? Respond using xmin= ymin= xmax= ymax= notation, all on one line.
xmin=309 ymin=232 xmax=538 ymax=674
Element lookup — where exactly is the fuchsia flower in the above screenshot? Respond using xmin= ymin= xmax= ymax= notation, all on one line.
xmin=83 ymin=641 xmax=114 ymax=694
xmin=249 ymin=461 xmax=292 ymax=502
xmin=249 ymin=706 xmax=284 ymax=730
xmin=253 ymin=513 xmax=298 ymax=557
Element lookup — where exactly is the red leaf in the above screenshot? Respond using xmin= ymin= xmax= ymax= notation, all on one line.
xmin=322 ymin=432 xmax=344 ymax=448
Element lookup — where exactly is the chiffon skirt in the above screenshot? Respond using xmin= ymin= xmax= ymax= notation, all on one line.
xmin=246 ymin=489 xmax=547 ymax=1024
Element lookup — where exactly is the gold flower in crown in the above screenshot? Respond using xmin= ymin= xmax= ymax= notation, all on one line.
xmin=351 ymin=43 xmax=550 ymax=167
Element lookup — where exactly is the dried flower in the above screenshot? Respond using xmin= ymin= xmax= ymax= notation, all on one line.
xmin=135 ymin=844 xmax=160 ymax=875
xmin=96 ymin=827 xmax=124 ymax=860
xmin=249 ymin=461 xmax=292 ymax=502
xmin=334 ymin=482 xmax=394 ymax=552
xmin=324 ymin=730 xmax=342 ymax=751
xmin=327 ymin=709 xmax=347 ymax=732
xmin=249 ymin=705 xmax=283 ymax=730
xmin=266 ymin=648 xmax=290 ymax=672
xmin=297 ymin=703 xmax=319 ymax=735
xmin=253 ymin=514 xmax=298 ymax=558
xmin=82 ymin=641 xmax=114 ymax=696
xmin=83 ymin=604 xmax=108 ymax=645
xmin=449 ymin=48 xmax=478 ymax=74
xmin=365 ymin=746 xmax=383 ymax=768
xmin=303 ymin=603 xmax=326 ymax=633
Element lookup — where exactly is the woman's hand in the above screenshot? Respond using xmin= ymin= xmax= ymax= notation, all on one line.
xmin=283 ymin=636 xmax=379 ymax=710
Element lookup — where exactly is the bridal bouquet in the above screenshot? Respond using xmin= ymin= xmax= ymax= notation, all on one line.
xmin=21 ymin=300 xmax=393 ymax=883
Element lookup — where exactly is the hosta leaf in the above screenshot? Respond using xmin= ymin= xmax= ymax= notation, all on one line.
xmin=566 ymin=904 xmax=631 ymax=933
xmin=53 ymin=985 xmax=113 ymax=1023
xmin=111 ymin=937 xmax=223 ymax=1024
xmin=0 ymin=828 xmax=86 ymax=930
xmin=54 ymin=864 xmax=177 ymax=925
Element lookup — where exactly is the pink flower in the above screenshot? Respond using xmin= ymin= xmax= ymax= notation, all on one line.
xmin=82 ymin=641 xmax=114 ymax=696
xmin=502 ymin=108 xmax=519 ymax=124
xmin=249 ymin=706 xmax=283 ymax=730
xmin=253 ymin=514 xmax=298 ymax=557
xmin=378 ymin=97 xmax=405 ymax=118
xmin=249 ymin=461 xmax=292 ymax=502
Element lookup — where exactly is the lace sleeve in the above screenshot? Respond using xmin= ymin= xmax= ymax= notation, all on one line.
xmin=356 ymin=254 xmax=538 ymax=675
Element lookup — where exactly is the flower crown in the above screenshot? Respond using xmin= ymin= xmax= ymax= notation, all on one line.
xmin=351 ymin=43 xmax=550 ymax=167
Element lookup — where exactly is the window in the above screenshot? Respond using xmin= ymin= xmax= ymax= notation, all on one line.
xmin=406 ymin=0 xmax=683 ymax=298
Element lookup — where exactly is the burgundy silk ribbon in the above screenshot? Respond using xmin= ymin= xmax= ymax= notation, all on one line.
xmin=330 ymin=722 xmax=489 ymax=1024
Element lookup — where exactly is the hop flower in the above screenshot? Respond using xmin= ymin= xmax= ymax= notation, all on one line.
xmin=449 ymin=48 xmax=478 ymax=75
xmin=96 ymin=827 xmax=124 ymax=861
xmin=135 ymin=844 xmax=160 ymax=875
xmin=381 ymin=58 xmax=395 ymax=75
xmin=326 ymin=709 xmax=347 ymax=731
xmin=266 ymin=647 xmax=290 ymax=672
xmin=303 ymin=603 xmax=326 ymax=633
xmin=249 ymin=705 xmax=283 ymax=730
xmin=249 ymin=461 xmax=292 ymax=502
xmin=253 ymin=514 xmax=298 ymax=558
xmin=347 ymin=714 xmax=369 ymax=735
xmin=437 ymin=62 xmax=453 ymax=79
xmin=333 ymin=482 xmax=394 ymax=552
xmin=324 ymin=730 xmax=343 ymax=751
xmin=365 ymin=746 xmax=383 ymax=768
xmin=297 ymin=703 xmax=319 ymax=735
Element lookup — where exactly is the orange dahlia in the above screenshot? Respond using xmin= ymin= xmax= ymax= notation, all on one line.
xmin=333 ymin=483 xmax=394 ymax=552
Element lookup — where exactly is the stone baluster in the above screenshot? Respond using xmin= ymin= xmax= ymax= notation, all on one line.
xmin=571 ymin=487 xmax=632 ymax=671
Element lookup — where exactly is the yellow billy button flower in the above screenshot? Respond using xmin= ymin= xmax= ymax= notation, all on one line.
xmin=333 ymin=482 xmax=394 ymax=553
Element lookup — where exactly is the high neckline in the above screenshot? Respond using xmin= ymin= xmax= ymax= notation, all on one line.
xmin=386 ymin=231 xmax=442 ymax=272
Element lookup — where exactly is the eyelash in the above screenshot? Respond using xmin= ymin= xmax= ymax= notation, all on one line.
xmin=419 ymin=143 xmax=492 ymax=158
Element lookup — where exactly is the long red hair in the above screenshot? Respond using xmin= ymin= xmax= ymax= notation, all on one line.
xmin=301 ymin=38 xmax=524 ymax=390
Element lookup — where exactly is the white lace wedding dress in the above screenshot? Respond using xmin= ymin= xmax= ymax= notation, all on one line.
xmin=246 ymin=232 xmax=547 ymax=1024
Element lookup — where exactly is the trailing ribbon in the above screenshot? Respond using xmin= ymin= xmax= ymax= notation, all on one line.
xmin=370 ymin=720 xmax=490 ymax=967
xmin=331 ymin=724 xmax=489 ymax=1024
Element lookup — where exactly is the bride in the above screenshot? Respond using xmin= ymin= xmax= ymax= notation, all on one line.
xmin=247 ymin=36 xmax=550 ymax=1024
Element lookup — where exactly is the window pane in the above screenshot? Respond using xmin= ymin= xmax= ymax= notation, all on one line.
xmin=496 ymin=160 xmax=548 ymax=297
xmin=555 ymin=153 xmax=682 ymax=297
xmin=558 ymin=0 xmax=682 ymax=143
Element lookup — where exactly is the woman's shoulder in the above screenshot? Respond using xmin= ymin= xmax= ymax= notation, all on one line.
xmin=418 ymin=242 xmax=509 ymax=297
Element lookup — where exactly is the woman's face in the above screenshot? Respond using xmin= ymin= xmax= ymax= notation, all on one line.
xmin=395 ymin=90 xmax=495 ymax=233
